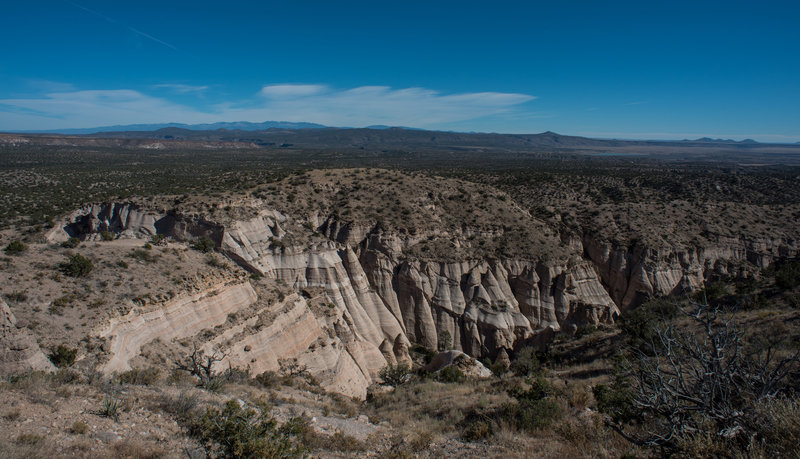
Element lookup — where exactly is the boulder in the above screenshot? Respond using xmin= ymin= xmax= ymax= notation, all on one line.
xmin=423 ymin=350 xmax=493 ymax=379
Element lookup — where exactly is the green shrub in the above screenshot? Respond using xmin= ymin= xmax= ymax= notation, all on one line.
xmin=4 ymin=240 xmax=26 ymax=255
xmin=503 ymin=398 xmax=562 ymax=431
xmin=593 ymin=382 xmax=638 ymax=425
xmin=116 ymin=367 xmax=161 ymax=385
xmin=188 ymin=400 xmax=306 ymax=458
xmin=379 ymin=363 xmax=412 ymax=386
xmin=203 ymin=376 xmax=225 ymax=392
xmin=775 ymin=261 xmax=800 ymax=290
xmin=160 ymin=391 xmax=199 ymax=421
xmin=14 ymin=433 xmax=43 ymax=446
xmin=61 ymin=237 xmax=81 ymax=248
xmin=619 ymin=299 xmax=679 ymax=354
xmin=99 ymin=230 xmax=114 ymax=241
xmin=574 ymin=324 xmax=598 ymax=339
xmin=69 ymin=421 xmax=89 ymax=434
xmin=131 ymin=249 xmax=156 ymax=263
xmin=462 ymin=420 xmax=493 ymax=441
xmin=697 ymin=281 xmax=728 ymax=301
xmin=255 ymin=371 xmax=279 ymax=388
xmin=49 ymin=345 xmax=77 ymax=368
xmin=193 ymin=236 xmax=216 ymax=253
xmin=510 ymin=376 xmax=553 ymax=402
xmin=437 ymin=330 xmax=452 ymax=351
xmin=489 ymin=362 xmax=508 ymax=376
xmin=438 ymin=365 xmax=465 ymax=383
xmin=510 ymin=347 xmax=541 ymax=376
xmin=735 ymin=276 xmax=758 ymax=294
xmin=498 ymin=376 xmax=563 ymax=431
xmin=59 ymin=253 xmax=93 ymax=277
xmin=4 ymin=291 xmax=27 ymax=303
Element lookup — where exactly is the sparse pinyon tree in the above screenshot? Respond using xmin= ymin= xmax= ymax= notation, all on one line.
xmin=59 ymin=253 xmax=93 ymax=277
xmin=4 ymin=240 xmax=26 ymax=255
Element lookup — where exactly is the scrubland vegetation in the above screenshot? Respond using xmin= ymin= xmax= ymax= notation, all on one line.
xmin=1 ymin=139 xmax=798 ymax=457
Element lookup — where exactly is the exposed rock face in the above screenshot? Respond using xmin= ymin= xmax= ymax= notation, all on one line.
xmin=95 ymin=279 xmax=388 ymax=399
xmin=46 ymin=203 xmax=223 ymax=244
xmin=582 ymin=234 xmax=800 ymax=310
xmin=220 ymin=214 xmax=618 ymax=359
xmin=98 ymin=281 xmax=259 ymax=374
xmin=0 ymin=299 xmax=55 ymax=375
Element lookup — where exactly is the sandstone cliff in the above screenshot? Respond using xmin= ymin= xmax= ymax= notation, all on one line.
xmin=580 ymin=233 xmax=799 ymax=310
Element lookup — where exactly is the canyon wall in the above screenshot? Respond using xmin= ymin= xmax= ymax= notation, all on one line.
xmin=222 ymin=214 xmax=618 ymax=359
xmin=40 ymin=200 xmax=797 ymax=397
xmin=581 ymin=234 xmax=799 ymax=310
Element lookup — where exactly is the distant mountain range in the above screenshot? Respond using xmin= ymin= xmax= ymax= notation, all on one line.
xmin=5 ymin=122 xmax=781 ymax=146
xmin=689 ymin=137 xmax=759 ymax=144
xmin=14 ymin=121 xmax=328 ymax=135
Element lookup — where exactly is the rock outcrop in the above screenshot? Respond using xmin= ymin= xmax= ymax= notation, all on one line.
xmin=46 ymin=203 xmax=223 ymax=244
xmin=582 ymin=234 xmax=799 ymax=310
xmin=94 ymin=278 xmax=389 ymax=399
xmin=0 ymin=299 xmax=55 ymax=375
xmin=97 ymin=280 xmax=259 ymax=374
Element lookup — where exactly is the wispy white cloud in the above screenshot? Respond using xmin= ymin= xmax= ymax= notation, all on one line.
xmin=238 ymin=84 xmax=535 ymax=127
xmin=152 ymin=84 xmax=209 ymax=94
xmin=0 ymin=84 xmax=536 ymax=131
xmin=0 ymin=90 xmax=213 ymax=129
xmin=259 ymin=84 xmax=327 ymax=98
xmin=25 ymin=80 xmax=77 ymax=93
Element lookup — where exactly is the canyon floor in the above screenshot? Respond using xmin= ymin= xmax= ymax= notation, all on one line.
xmin=1 ymin=137 xmax=799 ymax=458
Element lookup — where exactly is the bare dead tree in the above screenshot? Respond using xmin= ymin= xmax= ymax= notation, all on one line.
xmin=175 ymin=343 xmax=227 ymax=387
xmin=603 ymin=300 xmax=800 ymax=451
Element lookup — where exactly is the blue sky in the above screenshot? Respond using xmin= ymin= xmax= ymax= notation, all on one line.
xmin=1 ymin=1 xmax=798 ymax=141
